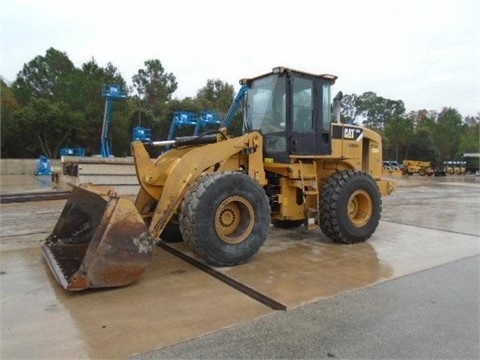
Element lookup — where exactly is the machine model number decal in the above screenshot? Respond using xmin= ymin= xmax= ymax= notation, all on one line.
xmin=371 ymin=144 xmax=380 ymax=153
xmin=344 ymin=127 xmax=363 ymax=141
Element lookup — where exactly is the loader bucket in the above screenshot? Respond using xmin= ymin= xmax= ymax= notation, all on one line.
xmin=42 ymin=186 xmax=153 ymax=291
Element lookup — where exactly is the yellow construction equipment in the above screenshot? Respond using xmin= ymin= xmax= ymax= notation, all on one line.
xmin=43 ymin=66 xmax=396 ymax=291
xmin=444 ymin=160 xmax=466 ymax=175
xmin=382 ymin=160 xmax=405 ymax=177
xmin=402 ymin=159 xmax=434 ymax=176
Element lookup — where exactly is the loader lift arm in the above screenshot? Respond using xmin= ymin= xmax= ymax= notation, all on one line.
xmin=132 ymin=130 xmax=266 ymax=240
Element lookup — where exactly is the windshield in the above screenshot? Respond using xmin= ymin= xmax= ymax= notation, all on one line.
xmin=244 ymin=74 xmax=286 ymax=153
xmin=245 ymin=74 xmax=286 ymax=132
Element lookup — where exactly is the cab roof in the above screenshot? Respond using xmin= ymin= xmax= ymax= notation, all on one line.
xmin=240 ymin=66 xmax=337 ymax=85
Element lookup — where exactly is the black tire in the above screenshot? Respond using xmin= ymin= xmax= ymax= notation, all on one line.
xmin=159 ymin=220 xmax=183 ymax=243
xmin=419 ymin=169 xmax=426 ymax=176
xmin=271 ymin=219 xmax=304 ymax=229
xmin=319 ymin=170 xmax=382 ymax=244
xmin=179 ymin=172 xmax=271 ymax=266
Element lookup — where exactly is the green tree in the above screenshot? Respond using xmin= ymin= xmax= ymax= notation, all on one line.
xmin=194 ymin=79 xmax=240 ymax=134
xmin=12 ymin=47 xmax=75 ymax=105
xmin=1 ymin=78 xmax=21 ymax=157
xmin=65 ymin=59 xmax=130 ymax=156
xmin=458 ymin=113 xmax=479 ymax=155
xmin=384 ymin=115 xmax=414 ymax=161
xmin=431 ymin=107 xmax=464 ymax=160
xmin=10 ymin=99 xmax=82 ymax=158
xmin=408 ymin=109 xmax=437 ymax=130
xmin=356 ymin=91 xmax=405 ymax=130
xmin=131 ymin=60 xmax=178 ymax=144
xmin=408 ymin=128 xmax=439 ymax=161
xmin=195 ymin=79 xmax=235 ymax=113
xmin=340 ymin=93 xmax=359 ymax=124
xmin=5 ymin=49 xmax=133 ymax=157
xmin=132 ymin=59 xmax=177 ymax=115
xmin=401 ymin=110 xmax=440 ymax=162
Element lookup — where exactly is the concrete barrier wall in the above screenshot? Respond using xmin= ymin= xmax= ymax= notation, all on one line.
xmin=0 ymin=159 xmax=61 ymax=175
xmin=1 ymin=157 xmax=141 ymax=197
xmin=54 ymin=157 xmax=139 ymax=196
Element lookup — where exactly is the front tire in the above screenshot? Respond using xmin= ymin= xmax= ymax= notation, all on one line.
xmin=179 ymin=172 xmax=271 ymax=266
xmin=320 ymin=170 xmax=382 ymax=244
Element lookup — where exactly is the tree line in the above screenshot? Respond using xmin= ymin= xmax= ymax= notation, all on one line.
xmin=1 ymin=47 xmax=478 ymax=163
xmin=341 ymin=93 xmax=479 ymax=163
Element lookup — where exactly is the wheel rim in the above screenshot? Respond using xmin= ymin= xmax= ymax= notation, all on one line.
xmin=347 ymin=190 xmax=372 ymax=227
xmin=215 ymin=195 xmax=255 ymax=244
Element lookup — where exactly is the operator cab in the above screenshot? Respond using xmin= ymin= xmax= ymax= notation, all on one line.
xmin=242 ymin=66 xmax=337 ymax=162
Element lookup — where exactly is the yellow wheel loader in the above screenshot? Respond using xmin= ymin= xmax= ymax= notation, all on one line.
xmin=43 ymin=67 xmax=395 ymax=291
xmin=402 ymin=160 xmax=434 ymax=176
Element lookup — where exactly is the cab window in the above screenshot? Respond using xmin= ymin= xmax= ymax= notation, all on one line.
xmin=292 ymin=77 xmax=314 ymax=132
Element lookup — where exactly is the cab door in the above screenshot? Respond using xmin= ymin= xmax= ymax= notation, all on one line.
xmin=290 ymin=76 xmax=317 ymax=155
xmin=289 ymin=76 xmax=333 ymax=156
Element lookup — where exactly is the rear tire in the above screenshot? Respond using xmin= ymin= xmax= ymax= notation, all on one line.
xmin=320 ymin=170 xmax=381 ymax=244
xmin=179 ymin=172 xmax=270 ymax=266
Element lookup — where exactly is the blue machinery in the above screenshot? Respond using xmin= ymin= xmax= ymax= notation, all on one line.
xmin=167 ymin=84 xmax=248 ymax=141
xmin=133 ymin=126 xmax=151 ymax=142
xmin=100 ymin=83 xmax=248 ymax=153
xmin=60 ymin=148 xmax=85 ymax=157
xmin=36 ymin=155 xmax=52 ymax=175
xmin=101 ymin=84 xmax=128 ymax=157
xmin=221 ymin=84 xmax=248 ymax=129
xmin=167 ymin=111 xmax=222 ymax=141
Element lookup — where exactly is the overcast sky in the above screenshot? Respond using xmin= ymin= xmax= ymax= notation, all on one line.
xmin=1 ymin=0 xmax=479 ymax=117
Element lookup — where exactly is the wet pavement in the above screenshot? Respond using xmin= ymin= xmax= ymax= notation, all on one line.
xmin=133 ymin=255 xmax=479 ymax=360
xmin=0 ymin=174 xmax=479 ymax=359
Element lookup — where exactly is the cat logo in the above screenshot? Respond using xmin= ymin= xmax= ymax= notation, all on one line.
xmin=343 ymin=127 xmax=363 ymax=141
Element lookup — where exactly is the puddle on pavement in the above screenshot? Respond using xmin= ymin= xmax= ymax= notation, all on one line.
xmin=171 ymin=227 xmax=393 ymax=309
xmin=170 ymin=219 xmax=479 ymax=309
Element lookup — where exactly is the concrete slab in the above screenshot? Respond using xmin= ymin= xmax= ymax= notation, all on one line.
xmin=53 ymin=157 xmax=140 ymax=196
xmin=381 ymin=175 xmax=480 ymax=235
xmin=133 ymin=255 xmax=479 ymax=360
xmin=0 ymin=180 xmax=273 ymax=359
xmin=1 ymin=246 xmax=273 ymax=359
xmin=0 ymin=200 xmax=66 ymax=251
